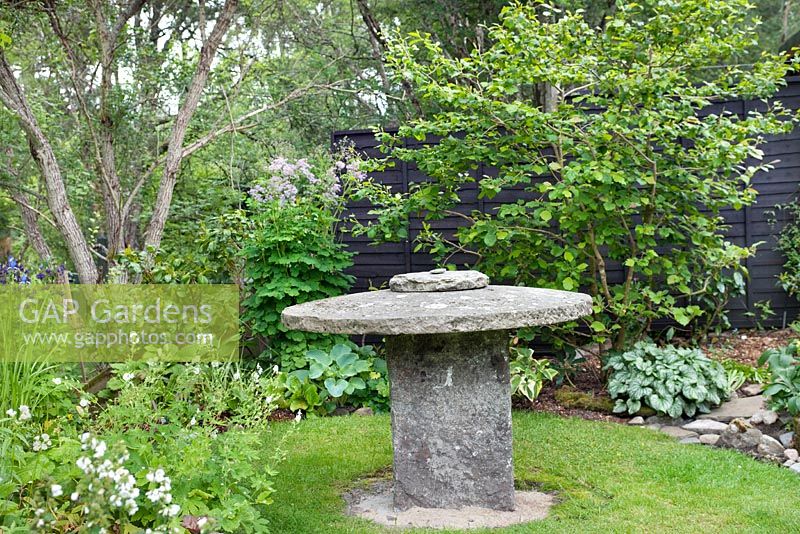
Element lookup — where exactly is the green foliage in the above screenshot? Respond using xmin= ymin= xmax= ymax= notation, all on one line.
xmin=241 ymin=201 xmax=354 ymax=370
xmin=240 ymin=152 xmax=369 ymax=370
xmin=720 ymin=358 xmax=771 ymax=385
xmin=509 ymin=347 xmax=557 ymax=402
xmin=272 ymin=343 xmax=390 ymax=415
xmin=725 ymin=367 xmax=747 ymax=394
xmin=0 ymin=361 xmax=291 ymax=532
xmin=605 ymin=342 xmax=729 ymax=418
xmin=759 ymin=341 xmax=800 ymax=415
xmin=549 ymin=345 xmax=587 ymax=387
xmin=776 ymin=201 xmax=800 ymax=300
xmin=358 ymin=0 xmax=796 ymax=349
xmin=743 ymin=300 xmax=776 ymax=330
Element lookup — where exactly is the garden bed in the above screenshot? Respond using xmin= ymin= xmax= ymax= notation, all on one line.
xmin=524 ymin=328 xmax=798 ymax=423
xmin=701 ymin=328 xmax=798 ymax=366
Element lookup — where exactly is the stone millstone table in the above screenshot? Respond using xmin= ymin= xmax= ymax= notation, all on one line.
xmin=282 ymin=269 xmax=592 ymax=512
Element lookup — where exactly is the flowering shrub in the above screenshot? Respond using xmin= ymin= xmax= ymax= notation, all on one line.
xmin=0 ymin=362 xmax=291 ymax=533
xmin=241 ymin=148 xmax=368 ymax=371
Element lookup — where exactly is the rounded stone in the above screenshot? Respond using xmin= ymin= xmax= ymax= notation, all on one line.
xmin=699 ymin=434 xmax=720 ymax=446
xmin=389 ymin=269 xmax=489 ymax=292
xmin=281 ymin=285 xmax=593 ymax=335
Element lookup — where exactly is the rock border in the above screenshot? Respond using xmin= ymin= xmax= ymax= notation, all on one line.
xmin=627 ymin=389 xmax=798 ymax=473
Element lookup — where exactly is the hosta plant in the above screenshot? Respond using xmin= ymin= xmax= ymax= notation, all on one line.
xmin=272 ymin=343 xmax=390 ymax=415
xmin=758 ymin=341 xmax=800 ymax=415
xmin=509 ymin=347 xmax=557 ymax=402
xmin=605 ymin=342 xmax=728 ymax=418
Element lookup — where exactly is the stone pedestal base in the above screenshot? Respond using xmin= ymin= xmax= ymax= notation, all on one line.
xmin=385 ymin=330 xmax=514 ymax=511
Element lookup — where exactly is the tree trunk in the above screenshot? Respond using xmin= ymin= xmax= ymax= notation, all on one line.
xmin=10 ymin=190 xmax=53 ymax=263
xmin=9 ymin=189 xmax=69 ymax=284
xmin=0 ymin=51 xmax=98 ymax=283
xmin=144 ymin=0 xmax=239 ymax=251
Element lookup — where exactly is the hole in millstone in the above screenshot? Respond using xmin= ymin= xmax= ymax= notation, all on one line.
xmin=343 ymin=473 xmax=556 ymax=530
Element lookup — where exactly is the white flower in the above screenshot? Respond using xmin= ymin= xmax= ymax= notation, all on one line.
xmin=741 ymin=335 xmax=748 ymax=340
xmin=197 ymin=517 xmax=208 ymax=527
xmin=76 ymin=456 xmax=92 ymax=473
xmin=189 ymin=417 xmax=196 ymax=426
xmin=160 ymin=504 xmax=180 ymax=517
xmin=192 ymin=366 xmax=200 ymax=375
xmin=71 ymin=492 xmax=79 ymax=501
xmin=5 ymin=409 xmax=16 ymax=418
xmin=32 ymin=434 xmax=52 ymax=452
xmin=93 ymin=440 xmax=107 ymax=458
xmin=295 ymin=411 xmax=302 ymax=422
xmin=79 ymin=398 xmax=90 ymax=408
xmin=51 ymin=484 xmax=63 ymax=497
xmin=52 ymin=377 xmax=62 ymax=385
xmin=122 ymin=372 xmax=135 ymax=382
xmin=80 ymin=432 xmax=91 ymax=443
xmin=18 ymin=405 xmax=31 ymax=421
xmin=232 ymin=371 xmax=241 ymax=381
xmin=272 ymin=365 xmax=279 ymax=374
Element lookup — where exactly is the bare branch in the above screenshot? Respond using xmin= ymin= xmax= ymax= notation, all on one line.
xmin=144 ymin=0 xmax=239 ymax=250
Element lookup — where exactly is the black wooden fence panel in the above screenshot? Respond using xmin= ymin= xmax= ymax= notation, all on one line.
xmin=333 ymin=76 xmax=800 ymax=329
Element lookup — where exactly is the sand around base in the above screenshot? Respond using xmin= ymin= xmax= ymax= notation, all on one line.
xmin=345 ymin=482 xmax=554 ymax=530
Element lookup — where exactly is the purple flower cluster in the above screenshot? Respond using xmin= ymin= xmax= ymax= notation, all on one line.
xmin=334 ymin=159 xmax=367 ymax=181
xmin=0 ymin=257 xmax=65 ymax=285
xmin=249 ymin=177 xmax=298 ymax=205
xmin=268 ymin=157 xmax=317 ymax=182
xmin=248 ymin=153 xmax=368 ymax=206
xmin=250 ymin=156 xmax=330 ymax=204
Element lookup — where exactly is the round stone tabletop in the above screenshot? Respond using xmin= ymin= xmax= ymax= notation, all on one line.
xmin=281 ymin=285 xmax=593 ymax=335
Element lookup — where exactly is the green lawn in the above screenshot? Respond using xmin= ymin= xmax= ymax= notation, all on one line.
xmin=263 ymin=412 xmax=800 ymax=533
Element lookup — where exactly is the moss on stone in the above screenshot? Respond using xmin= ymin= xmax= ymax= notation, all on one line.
xmin=554 ymin=387 xmax=615 ymax=413
xmin=553 ymin=387 xmax=655 ymax=416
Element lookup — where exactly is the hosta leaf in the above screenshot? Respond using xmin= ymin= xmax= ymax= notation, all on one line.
xmin=306 ymin=349 xmax=332 ymax=367
xmin=324 ymin=378 xmax=348 ymax=398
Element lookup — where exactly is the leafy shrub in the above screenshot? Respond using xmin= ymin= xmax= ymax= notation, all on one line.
xmin=241 ymin=201 xmax=354 ymax=370
xmin=272 ymin=343 xmax=390 ymax=415
xmin=241 ymin=152 xmax=368 ymax=371
xmin=605 ymin=342 xmax=728 ymax=418
xmin=759 ymin=341 xmax=800 ymax=415
xmin=777 ymin=201 xmax=800 ymax=299
xmin=356 ymin=0 xmax=795 ymax=349
xmin=509 ymin=347 xmax=557 ymax=402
